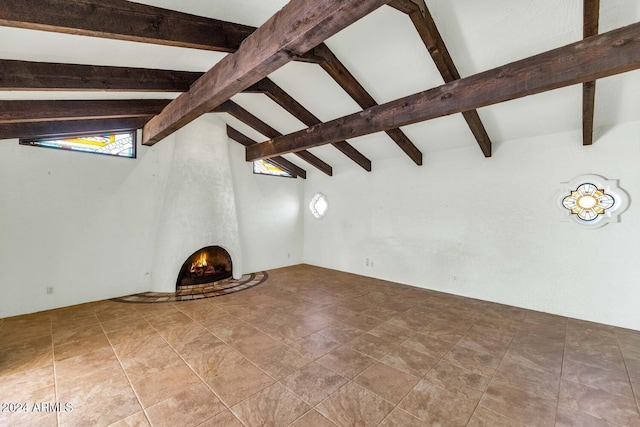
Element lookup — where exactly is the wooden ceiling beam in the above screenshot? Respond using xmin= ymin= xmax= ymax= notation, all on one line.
xmin=142 ymin=0 xmax=390 ymax=146
xmin=0 ymin=0 xmax=254 ymax=53
xmin=214 ymin=100 xmax=332 ymax=176
xmin=1 ymin=117 xmax=150 ymax=140
xmin=245 ymin=78 xmax=372 ymax=171
xmin=312 ymin=43 xmax=423 ymax=166
xmin=389 ymin=0 xmax=492 ymax=157
xmin=213 ymin=101 xmax=281 ymax=140
xmin=226 ymin=126 xmax=305 ymax=179
xmin=0 ymin=0 xmax=322 ymax=63
xmin=246 ymin=22 xmax=640 ymax=161
xmin=0 ymin=59 xmax=367 ymax=171
xmin=0 ymin=99 xmax=171 ymax=123
xmin=0 ymin=59 xmax=200 ymax=92
xmin=583 ymin=0 xmax=600 ymax=146
xmin=1 ymin=0 xmax=403 ymax=168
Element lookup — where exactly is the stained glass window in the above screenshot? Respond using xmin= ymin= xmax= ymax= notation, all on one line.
xmin=20 ymin=131 xmax=136 ymax=158
xmin=253 ymin=159 xmax=293 ymax=177
xmin=557 ymin=174 xmax=628 ymax=228
xmin=562 ymin=183 xmax=615 ymax=222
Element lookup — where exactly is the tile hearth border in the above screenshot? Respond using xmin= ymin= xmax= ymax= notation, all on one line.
xmin=110 ymin=271 xmax=268 ymax=303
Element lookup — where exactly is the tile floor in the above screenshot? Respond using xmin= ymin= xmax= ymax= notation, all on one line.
xmin=1 ymin=264 xmax=639 ymax=426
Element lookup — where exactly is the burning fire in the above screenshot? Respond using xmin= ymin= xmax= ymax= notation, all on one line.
xmin=190 ymin=252 xmax=208 ymax=272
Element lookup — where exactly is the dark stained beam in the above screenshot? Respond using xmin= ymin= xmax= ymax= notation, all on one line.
xmin=312 ymin=44 xmax=379 ymax=107
xmin=0 ymin=0 xmax=255 ymax=53
xmin=214 ymin=100 xmax=332 ymax=176
xmin=142 ymin=0 xmax=390 ymax=146
xmin=246 ymin=22 xmax=640 ymax=161
xmin=0 ymin=59 xmax=201 ymax=92
xmin=1 ymin=117 xmax=150 ymax=140
xmin=389 ymin=0 xmax=492 ymax=157
xmin=312 ymin=43 xmax=423 ymax=165
xmin=245 ymin=79 xmax=372 ymax=171
xmin=582 ymin=82 xmax=596 ymax=145
xmin=0 ymin=0 xmax=322 ymax=63
xmin=583 ymin=0 xmax=600 ymax=146
xmin=213 ymin=101 xmax=281 ymax=138
xmin=1 ymin=0 xmax=400 ymax=164
xmin=226 ymin=126 xmax=305 ymax=179
xmin=0 ymin=99 xmax=171 ymax=123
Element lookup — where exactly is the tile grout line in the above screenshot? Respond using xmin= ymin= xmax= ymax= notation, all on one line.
xmin=308 ymin=379 xmax=352 ymax=425
xmin=98 ymin=312 xmax=153 ymax=427
xmin=192 ymin=308 xmax=294 ymax=402
xmin=373 ymin=308 xmax=533 ymax=424
xmin=462 ymin=313 xmax=526 ymax=426
xmin=50 ymin=317 xmax=61 ymax=427
xmin=290 ymin=342 xmax=387 ymax=416
xmin=380 ymin=312 xmax=475 ymax=425
xmin=370 ymin=346 xmax=422 ymax=427
xmin=555 ymin=323 xmax=634 ymax=426
xmin=552 ymin=316 xmax=569 ymax=426
xmin=559 ymin=378 xmax=639 ymax=427
xmin=151 ymin=308 xmax=268 ymax=426
xmin=376 ymin=317 xmax=452 ymax=422
xmin=615 ymin=330 xmax=640 ymax=419
xmin=272 ymin=319 xmax=401 ymax=425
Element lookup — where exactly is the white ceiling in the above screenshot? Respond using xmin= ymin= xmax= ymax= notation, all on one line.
xmin=1 ymin=0 xmax=639 ymax=172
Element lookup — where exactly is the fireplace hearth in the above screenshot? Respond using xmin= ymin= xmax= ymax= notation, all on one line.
xmin=176 ymin=246 xmax=232 ymax=289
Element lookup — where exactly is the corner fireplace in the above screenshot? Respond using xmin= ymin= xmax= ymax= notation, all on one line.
xmin=176 ymin=246 xmax=232 ymax=289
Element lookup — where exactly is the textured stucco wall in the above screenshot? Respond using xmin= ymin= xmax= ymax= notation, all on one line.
xmin=151 ymin=115 xmax=243 ymax=292
xmin=303 ymin=121 xmax=640 ymax=330
xmin=228 ymin=138 xmax=305 ymax=273
xmin=0 ymin=131 xmax=173 ymax=317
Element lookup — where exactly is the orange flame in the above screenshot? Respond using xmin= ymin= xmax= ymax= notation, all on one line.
xmin=190 ymin=252 xmax=208 ymax=271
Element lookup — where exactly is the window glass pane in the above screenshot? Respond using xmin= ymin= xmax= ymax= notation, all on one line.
xmin=20 ymin=131 xmax=136 ymax=158
xmin=253 ymin=159 xmax=293 ymax=177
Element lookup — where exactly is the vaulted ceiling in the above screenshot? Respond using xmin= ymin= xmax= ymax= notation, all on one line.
xmin=1 ymin=0 xmax=639 ymax=177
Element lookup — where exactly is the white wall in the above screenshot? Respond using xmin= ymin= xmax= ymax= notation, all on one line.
xmin=151 ymin=115 xmax=243 ymax=292
xmin=0 ymin=116 xmax=306 ymax=317
xmin=304 ymin=120 xmax=640 ymax=331
xmin=0 ymin=132 xmax=174 ymax=318
xmin=6 ymin=112 xmax=638 ymax=330
xmin=229 ymin=138 xmax=304 ymax=273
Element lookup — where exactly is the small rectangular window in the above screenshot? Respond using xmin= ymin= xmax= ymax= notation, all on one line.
xmin=20 ymin=131 xmax=136 ymax=158
xmin=253 ymin=159 xmax=293 ymax=177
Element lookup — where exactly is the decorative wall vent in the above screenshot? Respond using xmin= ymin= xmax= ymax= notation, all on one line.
xmin=557 ymin=175 xmax=628 ymax=228
xmin=310 ymin=193 xmax=328 ymax=219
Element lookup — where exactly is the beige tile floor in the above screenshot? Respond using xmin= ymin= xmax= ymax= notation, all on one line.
xmin=1 ymin=264 xmax=639 ymax=426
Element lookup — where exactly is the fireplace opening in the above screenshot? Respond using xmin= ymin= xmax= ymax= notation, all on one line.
xmin=176 ymin=246 xmax=232 ymax=289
